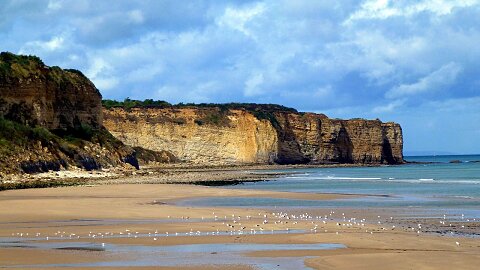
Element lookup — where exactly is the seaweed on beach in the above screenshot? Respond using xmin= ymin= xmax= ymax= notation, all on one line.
xmin=0 ymin=178 xmax=88 ymax=191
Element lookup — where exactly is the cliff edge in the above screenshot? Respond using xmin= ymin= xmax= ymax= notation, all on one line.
xmin=103 ymin=103 xmax=403 ymax=165
xmin=0 ymin=53 xmax=169 ymax=175
xmin=0 ymin=52 xmax=101 ymax=130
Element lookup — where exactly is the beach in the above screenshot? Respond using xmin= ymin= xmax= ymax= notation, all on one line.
xmin=1 ymin=175 xmax=479 ymax=269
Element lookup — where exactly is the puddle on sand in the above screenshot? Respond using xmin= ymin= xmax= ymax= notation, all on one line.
xmin=0 ymin=241 xmax=345 ymax=269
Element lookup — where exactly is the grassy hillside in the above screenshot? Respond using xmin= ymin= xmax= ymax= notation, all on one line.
xmin=0 ymin=117 xmax=139 ymax=175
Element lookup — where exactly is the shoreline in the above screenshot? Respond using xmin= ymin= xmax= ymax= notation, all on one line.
xmin=0 ymin=162 xmax=405 ymax=191
xmin=0 ymin=183 xmax=478 ymax=269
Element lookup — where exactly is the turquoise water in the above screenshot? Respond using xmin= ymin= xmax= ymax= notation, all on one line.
xmin=183 ymin=155 xmax=480 ymax=217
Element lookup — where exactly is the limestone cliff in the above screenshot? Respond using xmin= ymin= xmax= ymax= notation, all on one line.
xmin=103 ymin=107 xmax=278 ymax=164
xmin=272 ymin=113 xmax=403 ymax=164
xmin=103 ymin=105 xmax=404 ymax=165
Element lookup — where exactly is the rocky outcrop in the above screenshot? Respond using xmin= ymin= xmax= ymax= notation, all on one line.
xmin=103 ymin=106 xmax=404 ymax=165
xmin=272 ymin=113 xmax=403 ymax=164
xmin=0 ymin=52 xmax=102 ymax=130
xmin=0 ymin=52 xmax=152 ymax=174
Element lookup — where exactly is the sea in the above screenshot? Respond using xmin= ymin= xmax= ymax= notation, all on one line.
xmin=182 ymin=155 xmax=480 ymax=219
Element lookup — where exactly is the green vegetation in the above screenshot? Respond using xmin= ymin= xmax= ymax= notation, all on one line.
xmin=0 ymin=116 xmax=130 ymax=173
xmin=0 ymin=52 xmax=90 ymax=90
xmin=103 ymin=98 xmax=172 ymax=110
xmin=176 ymin=102 xmax=297 ymax=113
xmin=102 ymin=98 xmax=297 ymax=113
xmin=0 ymin=52 xmax=44 ymax=66
xmin=102 ymin=99 xmax=297 ymax=127
xmin=0 ymin=117 xmax=95 ymax=156
xmin=0 ymin=117 xmax=58 ymax=155
xmin=47 ymin=66 xmax=90 ymax=89
xmin=251 ymin=110 xmax=281 ymax=128
xmin=0 ymin=51 xmax=45 ymax=80
xmin=195 ymin=110 xmax=231 ymax=126
xmin=53 ymin=124 xmax=95 ymax=143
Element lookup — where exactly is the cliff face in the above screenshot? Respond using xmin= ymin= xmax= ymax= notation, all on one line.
xmin=103 ymin=108 xmax=278 ymax=164
xmin=0 ymin=52 xmax=101 ymax=130
xmin=272 ymin=113 xmax=403 ymax=164
xmin=103 ymin=106 xmax=404 ymax=165
xmin=0 ymin=53 xmax=156 ymax=175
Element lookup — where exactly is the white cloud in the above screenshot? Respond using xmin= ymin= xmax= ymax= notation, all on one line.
xmin=372 ymin=99 xmax=405 ymax=113
xmin=20 ymin=36 xmax=65 ymax=52
xmin=216 ymin=3 xmax=266 ymax=37
xmin=86 ymin=58 xmax=112 ymax=79
xmin=244 ymin=73 xmax=264 ymax=97
xmin=313 ymin=86 xmax=333 ymax=98
xmin=84 ymin=58 xmax=119 ymax=90
xmin=128 ymin=10 xmax=144 ymax=24
xmin=47 ymin=0 xmax=62 ymax=11
xmin=44 ymin=36 xmax=64 ymax=50
xmin=93 ymin=77 xmax=119 ymax=91
xmin=346 ymin=0 xmax=480 ymax=23
xmin=3 ymin=0 xmax=480 ymax=153
xmin=386 ymin=62 xmax=462 ymax=99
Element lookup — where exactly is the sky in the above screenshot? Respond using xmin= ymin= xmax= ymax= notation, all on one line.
xmin=1 ymin=0 xmax=479 ymax=155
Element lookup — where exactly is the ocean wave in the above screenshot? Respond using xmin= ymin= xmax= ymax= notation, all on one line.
xmin=315 ymin=176 xmax=383 ymax=180
xmin=452 ymin=195 xmax=475 ymax=199
xmin=285 ymin=176 xmax=310 ymax=179
xmin=300 ymin=176 xmax=480 ymax=185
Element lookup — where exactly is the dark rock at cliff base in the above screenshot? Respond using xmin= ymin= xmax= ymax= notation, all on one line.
xmin=20 ymin=160 xmax=67 ymax=174
xmin=133 ymin=147 xmax=178 ymax=165
xmin=123 ymin=153 xmax=140 ymax=170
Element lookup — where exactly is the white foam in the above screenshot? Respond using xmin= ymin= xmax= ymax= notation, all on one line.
xmin=316 ymin=176 xmax=382 ymax=180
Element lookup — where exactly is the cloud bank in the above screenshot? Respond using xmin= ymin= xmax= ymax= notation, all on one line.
xmin=1 ymin=0 xmax=479 ymax=154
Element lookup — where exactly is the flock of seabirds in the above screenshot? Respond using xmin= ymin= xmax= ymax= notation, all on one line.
xmin=6 ymin=206 xmax=475 ymax=248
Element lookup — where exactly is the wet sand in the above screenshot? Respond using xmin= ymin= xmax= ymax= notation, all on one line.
xmin=0 ymin=184 xmax=479 ymax=269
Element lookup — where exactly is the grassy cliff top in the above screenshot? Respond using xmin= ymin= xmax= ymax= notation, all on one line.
xmin=0 ymin=52 xmax=91 ymax=86
xmin=102 ymin=98 xmax=298 ymax=113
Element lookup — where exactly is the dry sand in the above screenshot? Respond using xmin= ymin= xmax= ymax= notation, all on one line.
xmin=0 ymin=183 xmax=478 ymax=269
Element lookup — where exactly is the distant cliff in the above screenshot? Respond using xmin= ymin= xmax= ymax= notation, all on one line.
xmin=103 ymin=103 xmax=403 ymax=165
xmin=0 ymin=53 xmax=170 ymax=175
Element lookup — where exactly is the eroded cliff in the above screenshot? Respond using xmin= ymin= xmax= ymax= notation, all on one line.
xmin=0 ymin=52 xmax=101 ymax=130
xmin=104 ymin=107 xmax=278 ymax=164
xmin=0 ymin=53 xmax=166 ymax=175
xmin=103 ymin=105 xmax=403 ymax=165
